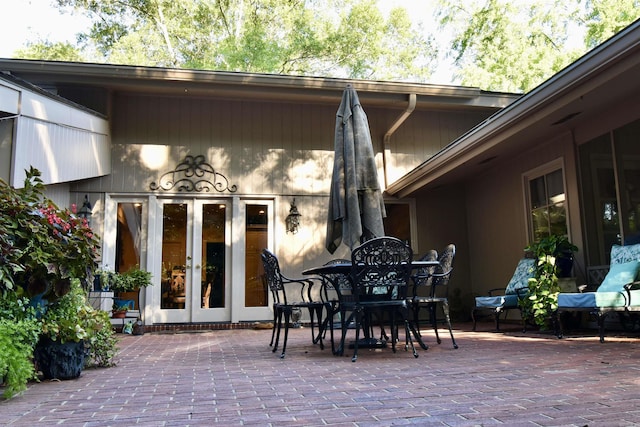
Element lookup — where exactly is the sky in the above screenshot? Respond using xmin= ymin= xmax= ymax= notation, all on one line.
xmin=0 ymin=0 xmax=457 ymax=85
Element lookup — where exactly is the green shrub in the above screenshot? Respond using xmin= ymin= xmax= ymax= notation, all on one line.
xmin=84 ymin=309 xmax=119 ymax=368
xmin=0 ymin=167 xmax=100 ymax=298
xmin=40 ymin=279 xmax=98 ymax=343
xmin=0 ymin=294 xmax=41 ymax=399
xmin=521 ymin=255 xmax=560 ymax=330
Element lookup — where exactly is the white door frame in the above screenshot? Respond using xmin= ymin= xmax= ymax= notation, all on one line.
xmin=231 ymin=198 xmax=274 ymax=323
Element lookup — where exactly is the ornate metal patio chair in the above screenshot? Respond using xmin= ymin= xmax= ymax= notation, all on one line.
xmin=339 ymin=236 xmax=420 ymax=362
xmin=556 ymin=243 xmax=640 ymax=342
xmin=317 ymin=258 xmax=352 ymax=355
xmin=472 ymin=256 xmax=536 ymax=331
xmin=261 ymin=249 xmax=324 ymax=358
xmin=410 ymin=244 xmax=458 ymax=348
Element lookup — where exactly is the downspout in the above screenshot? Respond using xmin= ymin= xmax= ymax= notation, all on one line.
xmin=382 ymin=93 xmax=416 ymax=189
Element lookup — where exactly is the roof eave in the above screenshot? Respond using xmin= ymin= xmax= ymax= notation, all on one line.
xmin=386 ymin=18 xmax=640 ymax=197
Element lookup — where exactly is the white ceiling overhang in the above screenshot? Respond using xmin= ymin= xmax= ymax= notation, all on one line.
xmin=0 ymin=74 xmax=111 ymax=187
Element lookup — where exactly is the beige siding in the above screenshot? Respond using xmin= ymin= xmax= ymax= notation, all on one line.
xmin=79 ymin=94 xmax=492 ymax=198
xmin=465 ymin=132 xmax=580 ymax=298
xmin=385 ymin=110 xmax=493 ymax=183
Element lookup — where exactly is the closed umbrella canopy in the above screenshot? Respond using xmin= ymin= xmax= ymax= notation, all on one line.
xmin=326 ymin=85 xmax=386 ymax=254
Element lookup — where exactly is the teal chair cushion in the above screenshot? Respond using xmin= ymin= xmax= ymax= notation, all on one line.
xmin=558 ymin=247 xmax=640 ymax=309
xmin=597 ymin=260 xmax=640 ymax=292
xmin=504 ymin=258 xmax=536 ymax=295
xmin=475 ymin=294 xmax=520 ymax=309
xmin=558 ymin=291 xmax=627 ymax=308
xmin=609 ymin=243 xmax=640 ymax=265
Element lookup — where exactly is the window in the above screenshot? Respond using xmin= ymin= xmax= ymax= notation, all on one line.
xmin=525 ymin=161 xmax=568 ymax=242
xmin=579 ymin=118 xmax=640 ymax=265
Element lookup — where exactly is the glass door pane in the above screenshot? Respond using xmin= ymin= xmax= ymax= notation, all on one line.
xmin=160 ymin=202 xmax=189 ymax=322
xmin=114 ymin=202 xmax=144 ymax=309
xmin=245 ymin=204 xmax=268 ymax=307
xmin=192 ymin=200 xmax=230 ymax=322
xmin=201 ymin=203 xmax=226 ymax=308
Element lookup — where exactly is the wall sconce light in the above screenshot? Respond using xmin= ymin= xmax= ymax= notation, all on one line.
xmin=285 ymin=198 xmax=301 ymax=234
xmin=77 ymin=194 xmax=93 ymax=226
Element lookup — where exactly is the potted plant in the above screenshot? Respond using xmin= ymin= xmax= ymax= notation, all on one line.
xmin=35 ymin=279 xmax=101 ymax=380
xmin=0 ymin=168 xmax=116 ymax=385
xmin=109 ymin=267 xmax=152 ymax=314
xmin=528 ymin=234 xmax=578 ymax=278
xmin=109 ymin=267 xmax=153 ymax=293
xmin=111 ymin=302 xmax=129 ymax=318
xmin=0 ymin=167 xmax=100 ymax=301
xmin=520 ymin=235 xmax=578 ymax=329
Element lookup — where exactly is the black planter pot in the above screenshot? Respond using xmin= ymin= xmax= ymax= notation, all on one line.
xmin=555 ymin=254 xmax=574 ymax=278
xmin=34 ymin=337 xmax=85 ymax=380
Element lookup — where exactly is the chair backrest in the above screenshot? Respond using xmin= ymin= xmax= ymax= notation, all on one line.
xmin=609 ymin=243 xmax=640 ymax=265
xmin=261 ymin=249 xmax=284 ymax=303
xmin=504 ymin=258 xmax=536 ymax=295
xmin=595 ymin=243 xmax=640 ymax=293
xmin=412 ymin=249 xmax=438 ymax=288
xmin=350 ymin=236 xmax=413 ymax=301
xmin=261 ymin=249 xmax=312 ymax=305
xmin=431 ymin=244 xmax=456 ymax=298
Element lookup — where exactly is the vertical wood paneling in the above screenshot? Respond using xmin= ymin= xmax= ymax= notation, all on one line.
xmin=97 ymin=94 xmax=493 ymax=197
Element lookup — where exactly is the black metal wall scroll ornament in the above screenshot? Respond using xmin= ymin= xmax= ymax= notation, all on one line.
xmin=150 ymin=155 xmax=238 ymax=193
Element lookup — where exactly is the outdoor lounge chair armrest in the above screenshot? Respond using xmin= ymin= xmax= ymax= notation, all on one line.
xmin=430 ymin=268 xmax=453 ymax=280
xmin=281 ymin=275 xmax=319 ymax=302
xmin=623 ymin=280 xmax=640 ymax=306
xmin=411 ymin=272 xmax=432 ymax=282
xmin=486 ymin=288 xmax=505 ymax=296
xmin=514 ymin=287 xmax=529 ymax=298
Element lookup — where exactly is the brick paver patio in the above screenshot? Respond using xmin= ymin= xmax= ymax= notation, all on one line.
xmin=2 ymin=323 xmax=639 ymax=426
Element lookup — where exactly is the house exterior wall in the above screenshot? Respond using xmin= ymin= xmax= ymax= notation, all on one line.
xmin=464 ymin=132 xmax=579 ymax=297
xmin=72 ymin=92 xmax=493 ymax=263
xmin=413 ymin=183 xmax=471 ymax=320
xmin=75 ymin=93 xmax=491 ymax=196
xmin=63 ymin=91 xmax=496 ymax=324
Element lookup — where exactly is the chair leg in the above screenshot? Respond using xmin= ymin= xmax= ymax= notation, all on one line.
xmin=441 ymin=301 xmax=458 ymax=349
xmin=413 ymin=302 xmax=422 ymax=337
xmin=309 ymin=305 xmax=324 ymax=350
xmin=404 ymin=319 xmax=418 ymax=358
xmin=405 ymin=306 xmax=428 ymax=351
xmin=597 ymin=311 xmax=608 ymax=343
xmin=471 ymin=308 xmax=477 ymax=331
xmin=272 ymin=309 xmax=283 ymax=353
xmin=280 ymin=309 xmax=291 ymax=358
xmin=429 ymin=303 xmax=441 ymax=344
xmin=337 ymin=309 xmax=355 ymax=357
xmin=402 ymin=308 xmax=421 ymax=356
xmin=269 ymin=306 xmax=278 ymax=347
xmin=351 ymin=309 xmax=363 ymax=362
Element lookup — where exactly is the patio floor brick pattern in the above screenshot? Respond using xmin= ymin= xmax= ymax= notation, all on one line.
xmin=2 ymin=323 xmax=640 ymax=426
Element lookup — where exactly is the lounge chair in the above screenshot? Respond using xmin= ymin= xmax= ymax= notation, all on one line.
xmin=556 ymin=243 xmax=640 ymax=342
xmin=472 ymin=257 xmax=536 ymax=331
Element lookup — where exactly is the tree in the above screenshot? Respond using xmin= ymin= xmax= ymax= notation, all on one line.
xmin=583 ymin=0 xmax=640 ymax=49
xmin=47 ymin=0 xmax=437 ymax=81
xmin=14 ymin=40 xmax=86 ymax=62
xmin=435 ymin=0 xmax=640 ymax=92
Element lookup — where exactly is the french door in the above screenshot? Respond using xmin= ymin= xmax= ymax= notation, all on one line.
xmin=155 ymin=198 xmax=230 ymax=323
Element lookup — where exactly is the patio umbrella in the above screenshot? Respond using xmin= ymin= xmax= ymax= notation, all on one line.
xmin=326 ymin=85 xmax=386 ymax=254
